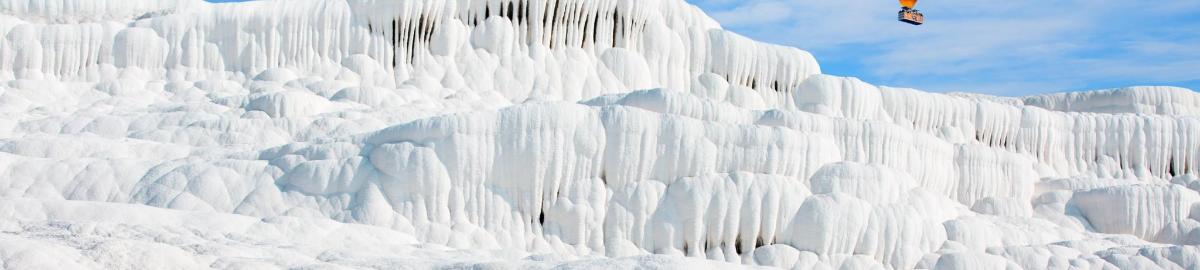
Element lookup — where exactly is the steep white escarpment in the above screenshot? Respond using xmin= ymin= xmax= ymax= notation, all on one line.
xmin=1069 ymin=184 xmax=1200 ymax=244
xmin=0 ymin=0 xmax=817 ymax=106
xmin=1024 ymin=86 xmax=1200 ymax=116
xmin=2 ymin=0 xmax=1200 ymax=269
xmin=790 ymin=75 xmax=1200 ymax=181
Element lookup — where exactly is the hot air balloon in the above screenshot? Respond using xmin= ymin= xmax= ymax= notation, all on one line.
xmin=898 ymin=0 xmax=924 ymax=25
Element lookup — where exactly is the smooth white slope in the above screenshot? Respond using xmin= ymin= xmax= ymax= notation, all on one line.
xmin=1 ymin=0 xmax=1199 ymax=269
xmin=0 ymin=198 xmax=756 ymax=269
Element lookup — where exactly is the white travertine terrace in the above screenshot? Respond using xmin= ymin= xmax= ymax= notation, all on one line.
xmin=1 ymin=0 xmax=1199 ymax=269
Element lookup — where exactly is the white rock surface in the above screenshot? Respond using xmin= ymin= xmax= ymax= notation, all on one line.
xmin=1 ymin=0 xmax=1199 ymax=269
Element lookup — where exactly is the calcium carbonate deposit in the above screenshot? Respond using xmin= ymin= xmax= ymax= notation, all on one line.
xmin=2 ymin=0 xmax=1200 ymax=269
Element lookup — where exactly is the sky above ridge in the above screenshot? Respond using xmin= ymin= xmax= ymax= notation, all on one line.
xmin=691 ymin=0 xmax=1200 ymax=96
xmin=205 ymin=0 xmax=1199 ymax=96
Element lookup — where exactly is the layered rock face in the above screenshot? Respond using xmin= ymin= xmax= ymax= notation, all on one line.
xmin=1 ymin=0 xmax=1199 ymax=269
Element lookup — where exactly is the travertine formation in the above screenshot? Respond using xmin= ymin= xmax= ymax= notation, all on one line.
xmin=1 ymin=0 xmax=1199 ymax=269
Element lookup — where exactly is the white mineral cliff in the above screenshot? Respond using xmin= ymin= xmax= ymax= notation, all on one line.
xmin=1 ymin=0 xmax=1199 ymax=269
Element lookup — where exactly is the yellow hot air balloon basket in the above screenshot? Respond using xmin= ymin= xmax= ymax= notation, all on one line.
xmin=899 ymin=9 xmax=924 ymax=25
xmin=898 ymin=0 xmax=923 ymax=25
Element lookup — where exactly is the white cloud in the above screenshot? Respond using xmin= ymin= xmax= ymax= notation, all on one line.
xmin=710 ymin=1 xmax=793 ymax=27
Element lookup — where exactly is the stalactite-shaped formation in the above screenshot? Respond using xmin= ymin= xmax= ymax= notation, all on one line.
xmin=350 ymin=0 xmax=815 ymax=98
xmin=372 ymin=0 xmax=650 ymax=62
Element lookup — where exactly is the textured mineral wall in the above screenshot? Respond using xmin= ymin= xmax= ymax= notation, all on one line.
xmin=1 ymin=0 xmax=1199 ymax=269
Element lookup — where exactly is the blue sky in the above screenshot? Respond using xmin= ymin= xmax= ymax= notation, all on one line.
xmin=207 ymin=0 xmax=1198 ymax=95
xmin=694 ymin=0 xmax=1200 ymax=95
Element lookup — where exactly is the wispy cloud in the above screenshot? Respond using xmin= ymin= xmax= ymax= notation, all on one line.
xmin=710 ymin=1 xmax=793 ymax=27
xmin=691 ymin=0 xmax=1200 ymax=96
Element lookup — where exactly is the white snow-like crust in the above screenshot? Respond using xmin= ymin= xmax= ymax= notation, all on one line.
xmin=2 ymin=0 xmax=1200 ymax=269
